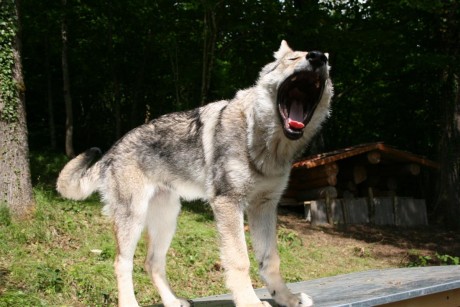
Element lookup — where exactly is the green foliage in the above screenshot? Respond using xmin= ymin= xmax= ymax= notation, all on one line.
xmin=0 ymin=203 xmax=12 ymax=226
xmin=0 ymin=0 xmax=19 ymax=122
xmin=435 ymin=253 xmax=460 ymax=266
xmin=408 ymin=254 xmax=432 ymax=267
xmin=36 ymin=266 xmax=64 ymax=294
xmin=407 ymin=250 xmax=460 ymax=267
xmin=278 ymin=227 xmax=303 ymax=249
xmin=19 ymin=0 xmax=459 ymax=165
xmin=0 ymin=291 xmax=45 ymax=307
xmin=29 ymin=151 xmax=69 ymax=188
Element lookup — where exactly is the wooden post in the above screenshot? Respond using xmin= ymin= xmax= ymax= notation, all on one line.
xmin=326 ymin=190 xmax=332 ymax=224
xmin=368 ymin=187 xmax=375 ymax=224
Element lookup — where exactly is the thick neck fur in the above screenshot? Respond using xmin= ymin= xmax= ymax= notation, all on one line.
xmin=240 ymin=86 xmax=311 ymax=176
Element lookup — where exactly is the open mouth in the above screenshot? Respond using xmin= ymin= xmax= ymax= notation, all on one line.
xmin=277 ymin=71 xmax=325 ymax=140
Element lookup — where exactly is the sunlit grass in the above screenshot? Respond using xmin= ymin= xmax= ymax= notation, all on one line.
xmin=1 ymin=188 xmax=398 ymax=306
xmin=0 ymin=152 xmax=400 ymax=306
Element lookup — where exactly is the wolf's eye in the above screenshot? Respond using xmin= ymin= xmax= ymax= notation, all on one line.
xmin=288 ymin=57 xmax=300 ymax=61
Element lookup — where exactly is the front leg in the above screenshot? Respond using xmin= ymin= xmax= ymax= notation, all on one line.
xmin=211 ymin=196 xmax=269 ymax=307
xmin=247 ymin=199 xmax=313 ymax=307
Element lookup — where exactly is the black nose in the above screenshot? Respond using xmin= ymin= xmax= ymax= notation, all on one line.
xmin=306 ymin=51 xmax=327 ymax=67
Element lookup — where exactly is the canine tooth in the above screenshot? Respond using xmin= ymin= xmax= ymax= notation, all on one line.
xmin=291 ymin=76 xmax=297 ymax=81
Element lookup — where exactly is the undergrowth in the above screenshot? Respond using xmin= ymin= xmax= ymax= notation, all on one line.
xmin=407 ymin=250 xmax=460 ymax=267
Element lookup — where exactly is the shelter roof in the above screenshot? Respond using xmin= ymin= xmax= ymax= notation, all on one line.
xmin=293 ymin=142 xmax=439 ymax=169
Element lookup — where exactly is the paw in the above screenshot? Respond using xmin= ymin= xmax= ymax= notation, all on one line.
xmin=244 ymin=301 xmax=272 ymax=307
xmin=273 ymin=292 xmax=313 ymax=307
xmin=163 ymin=298 xmax=192 ymax=307
xmin=297 ymin=293 xmax=313 ymax=307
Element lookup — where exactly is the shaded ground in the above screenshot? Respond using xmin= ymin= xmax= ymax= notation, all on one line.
xmin=277 ymin=207 xmax=460 ymax=267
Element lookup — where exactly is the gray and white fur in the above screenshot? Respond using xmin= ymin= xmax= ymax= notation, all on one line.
xmin=57 ymin=40 xmax=333 ymax=307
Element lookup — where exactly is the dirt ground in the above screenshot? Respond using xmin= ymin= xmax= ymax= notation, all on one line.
xmin=277 ymin=207 xmax=460 ymax=267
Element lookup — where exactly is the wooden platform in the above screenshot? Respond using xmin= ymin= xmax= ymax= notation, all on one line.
xmin=192 ymin=266 xmax=460 ymax=306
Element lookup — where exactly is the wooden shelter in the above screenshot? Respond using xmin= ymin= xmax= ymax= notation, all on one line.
xmin=282 ymin=142 xmax=439 ymax=226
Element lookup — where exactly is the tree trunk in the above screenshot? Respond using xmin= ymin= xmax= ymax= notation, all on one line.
xmin=169 ymin=39 xmax=181 ymax=110
xmin=0 ymin=0 xmax=36 ymax=218
xmin=200 ymin=1 xmax=219 ymax=106
xmin=61 ymin=0 xmax=75 ymax=158
xmin=114 ymin=81 xmax=121 ymax=139
xmin=436 ymin=71 xmax=460 ymax=228
xmin=45 ymin=37 xmax=57 ymax=150
xmin=434 ymin=2 xmax=460 ymax=228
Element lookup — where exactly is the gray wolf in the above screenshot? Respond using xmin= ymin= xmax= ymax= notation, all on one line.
xmin=57 ymin=40 xmax=333 ymax=307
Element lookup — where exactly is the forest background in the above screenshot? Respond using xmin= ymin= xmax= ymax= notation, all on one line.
xmin=3 ymin=0 xmax=460 ymax=225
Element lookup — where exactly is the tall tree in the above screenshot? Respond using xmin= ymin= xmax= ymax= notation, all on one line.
xmin=61 ymin=0 xmax=75 ymax=157
xmin=200 ymin=0 xmax=220 ymax=105
xmin=434 ymin=1 xmax=460 ymax=228
xmin=45 ymin=37 xmax=57 ymax=149
xmin=0 ymin=0 xmax=35 ymax=217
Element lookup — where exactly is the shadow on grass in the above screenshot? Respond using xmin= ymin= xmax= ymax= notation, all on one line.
xmin=277 ymin=207 xmax=460 ymax=263
xmin=30 ymin=150 xmax=69 ymax=189
xmin=181 ymin=200 xmax=214 ymax=222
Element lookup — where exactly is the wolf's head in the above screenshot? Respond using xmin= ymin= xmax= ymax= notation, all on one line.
xmin=258 ymin=40 xmax=333 ymax=140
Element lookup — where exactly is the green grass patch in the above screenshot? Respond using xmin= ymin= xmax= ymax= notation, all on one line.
xmin=0 ymin=187 xmax=402 ymax=306
xmin=0 ymin=152 xmax=408 ymax=305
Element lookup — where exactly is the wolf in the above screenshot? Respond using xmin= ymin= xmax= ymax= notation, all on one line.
xmin=57 ymin=40 xmax=333 ymax=307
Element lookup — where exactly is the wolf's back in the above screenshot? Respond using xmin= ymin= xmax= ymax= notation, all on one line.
xmin=56 ymin=148 xmax=102 ymax=200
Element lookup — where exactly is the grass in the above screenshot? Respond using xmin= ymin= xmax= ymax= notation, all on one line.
xmin=0 ymin=187 xmax=398 ymax=306
xmin=0 ymin=152 xmax=405 ymax=306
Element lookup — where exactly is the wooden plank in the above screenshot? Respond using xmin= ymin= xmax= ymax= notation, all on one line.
xmin=395 ymin=198 xmax=428 ymax=226
xmin=291 ymin=162 xmax=339 ymax=176
xmin=381 ymin=288 xmax=460 ymax=307
xmin=342 ymin=198 xmax=369 ymax=224
xmin=374 ymin=197 xmax=395 ymax=225
xmin=376 ymin=143 xmax=440 ymax=169
xmin=192 ymin=266 xmax=460 ymax=307
xmin=310 ymin=200 xmax=328 ymax=225
xmin=308 ymin=199 xmax=345 ymax=225
xmin=293 ymin=143 xmax=383 ymax=169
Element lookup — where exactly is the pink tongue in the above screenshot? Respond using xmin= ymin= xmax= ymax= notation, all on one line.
xmin=289 ymin=119 xmax=305 ymax=129
xmin=288 ymin=100 xmax=305 ymax=129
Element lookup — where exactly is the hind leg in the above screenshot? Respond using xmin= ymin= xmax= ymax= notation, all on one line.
xmin=113 ymin=198 xmax=149 ymax=307
xmin=144 ymin=191 xmax=190 ymax=307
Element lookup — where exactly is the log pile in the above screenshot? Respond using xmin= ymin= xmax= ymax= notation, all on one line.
xmin=283 ymin=143 xmax=439 ymax=203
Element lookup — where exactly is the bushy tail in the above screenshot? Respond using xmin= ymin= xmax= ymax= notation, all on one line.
xmin=56 ymin=148 xmax=102 ymax=200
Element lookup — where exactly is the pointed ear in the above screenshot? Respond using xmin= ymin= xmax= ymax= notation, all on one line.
xmin=274 ymin=40 xmax=293 ymax=60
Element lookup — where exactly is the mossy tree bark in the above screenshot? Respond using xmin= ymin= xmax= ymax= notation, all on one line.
xmin=0 ymin=0 xmax=35 ymax=218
